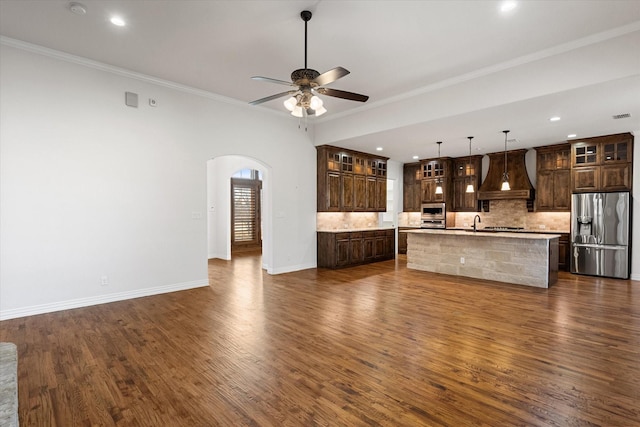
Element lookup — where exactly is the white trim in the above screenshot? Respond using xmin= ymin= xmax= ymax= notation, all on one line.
xmin=0 ymin=36 xmax=287 ymax=117
xmin=631 ymin=273 xmax=640 ymax=281
xmin=0 ymin=279 xmax=209 ymax=321
xmin=269 ymin=262 xmax=317 ymax=275
xmin=317 ymin=21 xmax=640 ymax=123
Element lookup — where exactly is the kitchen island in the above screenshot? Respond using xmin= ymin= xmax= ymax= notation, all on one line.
xmin=405 ymin=229 xmax=560 ymax=288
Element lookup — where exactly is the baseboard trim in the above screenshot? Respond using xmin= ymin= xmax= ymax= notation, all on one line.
xmin=0 ymin=279 xmax=209 ymax=321
xmin=269 ymin=262 xmax=317 ymax=275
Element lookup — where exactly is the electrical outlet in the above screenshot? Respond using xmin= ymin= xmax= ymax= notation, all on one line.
xmin=460 ymin=257 xmax=465 ymax=264
xmin=100 ymin=275 xmax=109 ymax=286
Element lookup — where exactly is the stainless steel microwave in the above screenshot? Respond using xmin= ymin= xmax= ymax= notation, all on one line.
xmin=421 ymin=203 xmax=446 ymax=219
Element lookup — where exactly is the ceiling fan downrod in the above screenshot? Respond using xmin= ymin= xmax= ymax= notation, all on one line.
xmin=301 ymin=10 xmax=312 ymax=70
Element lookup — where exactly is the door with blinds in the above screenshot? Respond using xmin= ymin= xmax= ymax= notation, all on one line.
xmin=231 ymin=177 xmax=262 ymax=251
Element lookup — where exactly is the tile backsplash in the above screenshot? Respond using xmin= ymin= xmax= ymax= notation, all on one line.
xmin=454 ymin=200 xmax=570 ymax=231
xmin=398 ymin=199 xmax=570 ymax=232
xmin=317 ymin=212 xmax=381 ymax=230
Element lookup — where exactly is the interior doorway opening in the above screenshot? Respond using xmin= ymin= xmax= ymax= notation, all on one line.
xmin=231 ymin=169 xmax=263 ymax=254
xmin=207 ymin=156 xmax=272 ymax=273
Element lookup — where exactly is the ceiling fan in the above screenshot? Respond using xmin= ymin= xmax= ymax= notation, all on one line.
xmin=249 ymin=10 xmax=369 ymax=117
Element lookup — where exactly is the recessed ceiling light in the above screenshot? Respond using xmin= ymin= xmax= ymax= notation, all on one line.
xmin=69 ymin=2 xmax=87 ymax=15
xmin=110 ymin=16 xmax=126 ymax=26
xmin=501 ymin=1 xmax=517 ymax=13
xmin=549 ymin=116 xmax=561 ymax=122
xmin=568 ymin=134 xmax=577 ymax=138
xmin=376 ymin=147 xmax=383 ymax=151
xmin=412 ymin=155 xmax=419 ymax=160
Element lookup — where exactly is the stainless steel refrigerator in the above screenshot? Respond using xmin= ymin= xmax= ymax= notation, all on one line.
xmin=571 ymin=191 xmax=631 ymax=279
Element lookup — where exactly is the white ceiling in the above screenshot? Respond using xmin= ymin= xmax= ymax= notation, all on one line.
xmin=1 ymin=0 xmax=639 ymax=161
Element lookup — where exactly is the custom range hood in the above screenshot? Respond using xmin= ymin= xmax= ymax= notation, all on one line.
xmin=477 ymin=149 xmax=535 ymax=202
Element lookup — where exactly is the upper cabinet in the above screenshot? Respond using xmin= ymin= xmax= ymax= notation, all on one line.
xmin=420 ymin=158 xmax=452 ymax=204
xmin=536 ymin=144 xmax=570 ymax=211
xmin=402 ymin=162 xmax=422 ymax=212
xmin=451 ymin=156 xmax=483 ymax=212
xmin=317 ymin=145 xmax=388 ymax=212
xmin=571 ymin=133 xmax=633 ymax=192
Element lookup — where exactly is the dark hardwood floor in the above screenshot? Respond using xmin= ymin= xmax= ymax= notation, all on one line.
xmin=1 ymin=254 xmax=639 ymax=426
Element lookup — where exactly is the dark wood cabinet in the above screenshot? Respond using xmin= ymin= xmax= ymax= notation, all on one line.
xmin=558 ymin=233 xmax=569 ymax=272
xmin=402 ymin=163 xmax=422 ymax=212
xmin=317 ymin=145 xmax=388 ymax=212
xmin=318 ymin=229 xmax=395 ymax=269
xmin=536 ymin=144 xmax=571 ymax=211
xmin=354 ymin=174 xmax=367 ymax=211
xmin=451 ymin=156 xmax=482 ymax=212
xmin=571 ymin=133 xmax=633 ymax=192
xmin=420 ymin=158 xmax=452 ymax=204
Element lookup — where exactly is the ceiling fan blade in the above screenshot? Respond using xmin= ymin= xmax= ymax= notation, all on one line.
xmin=312 ymin=67 xmax=350 ymax=87
xmin=316 ymin=87 xmax=369 ymax=102
xmin=251 ymin=76 xmax=296 ymax=87
xmin=249 ymin=90 xmax=298 ymax=105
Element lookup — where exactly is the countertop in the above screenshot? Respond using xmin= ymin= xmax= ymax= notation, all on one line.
xmin=405 ymin=228 xmax=561 ymax=240
xmin=317 ymin=227 xmax=395 ymax=233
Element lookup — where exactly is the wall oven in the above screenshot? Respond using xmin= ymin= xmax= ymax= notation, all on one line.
xmin=421 ymin=203 xmax=446 ymax=228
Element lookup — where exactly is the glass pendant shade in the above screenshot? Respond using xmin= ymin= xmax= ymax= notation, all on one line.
xmin=466 ymin=136 xmax=474 ymax=193
xmin=291 ymin=105 xmax=304 ymax=117
xmin=283 ymin=96 xmax=297 ymax=111
xmin=435 ymin=183 xmax=443 ymax=194
xmin=501 ymin=130 xmax=510 ymax=191
xmin=314 ymin=106 xmax=327 ymax=116
xmin=309 ymin=95 xmax=323 ymax=110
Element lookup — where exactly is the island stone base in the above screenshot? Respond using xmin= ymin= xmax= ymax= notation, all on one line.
xmin=407 ymin=231 xmax=559 ymax=288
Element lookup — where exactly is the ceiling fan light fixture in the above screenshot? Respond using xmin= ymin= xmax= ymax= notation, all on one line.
xmin=284 ymin=96 xmax=297 ymax=111
xmin=314 ymin=106 xmax=327 ymax=116
xmin=309 ymin=95 xmax=323 ymax=110
xmin=291 ymin=105 xmax=304 ymax=117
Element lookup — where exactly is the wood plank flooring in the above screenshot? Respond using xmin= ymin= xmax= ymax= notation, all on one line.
xmin=1 ymin=254 xmax=639 ymax=426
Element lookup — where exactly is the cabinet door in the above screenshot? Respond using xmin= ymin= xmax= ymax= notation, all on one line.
xmin=601 ymin=164 xmax=630 ymax=191
xmin=403 ymin=164 xmax=420 ymax=212
xmin=536 ymin=170 xmax=554 ymax=210
xmin=324 ymin=171 xmax=341 ymax=211
xmin=363 ymin=234 xmax=375 ymax=260
xmin=452 ymin=178 xmax=465 ymax=212
xmin=398 ymin=230 xmax=408 ymax=254
xmin=376 ymin=177 xmax=387 ymax=212
xmin=553 ymin=170 xmax=571 ymax=210
xmin=341 ymin=173 xmax=354 ymax=211
xmin=572 ymin=167 xmax=600 ymax=192
xmin=336 ymin=238 xmax=350 ymax=267
xmin=602 ymin=139 xmax=631 ymax=164
xmin=354 ymin=174 xmax=367 ymax=211
xmin=366 ymin=176 xmax=377 ymax=210
xmin=572 ymin=143 xmax=599 ymax=167
xmin=374 ymin=236 xmax=386 ymax=260
xmin=349 ymin=237 xmax=364 ymax=264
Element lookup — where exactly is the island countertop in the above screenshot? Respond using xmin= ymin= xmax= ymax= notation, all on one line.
xmin=405 ymin=228 xmax=561 ymax=240
xmin=405 ymin=229 xmax=559 ymax=288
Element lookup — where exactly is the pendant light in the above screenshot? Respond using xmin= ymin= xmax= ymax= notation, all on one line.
xmin=435 ymin=141 xmax=443 ymax=195
xmin=501 ymin=130 xmax=511 ymax=191
xmin=466 ymin=136 xmax=475 ymax=193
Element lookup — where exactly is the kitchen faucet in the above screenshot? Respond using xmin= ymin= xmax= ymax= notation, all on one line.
xmin=473 ymin=215 xmax=481 ymax=232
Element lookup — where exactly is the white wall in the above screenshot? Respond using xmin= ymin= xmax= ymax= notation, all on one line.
xmin=0 ymin=43 xmax=317 ymax=319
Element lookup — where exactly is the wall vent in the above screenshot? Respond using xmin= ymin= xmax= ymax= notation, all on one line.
xmin=612 ymin=113 xmax=631 ymax=120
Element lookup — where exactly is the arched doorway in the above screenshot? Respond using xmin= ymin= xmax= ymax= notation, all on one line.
xmin=206 ymin=155 xmax=272 ymax=272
